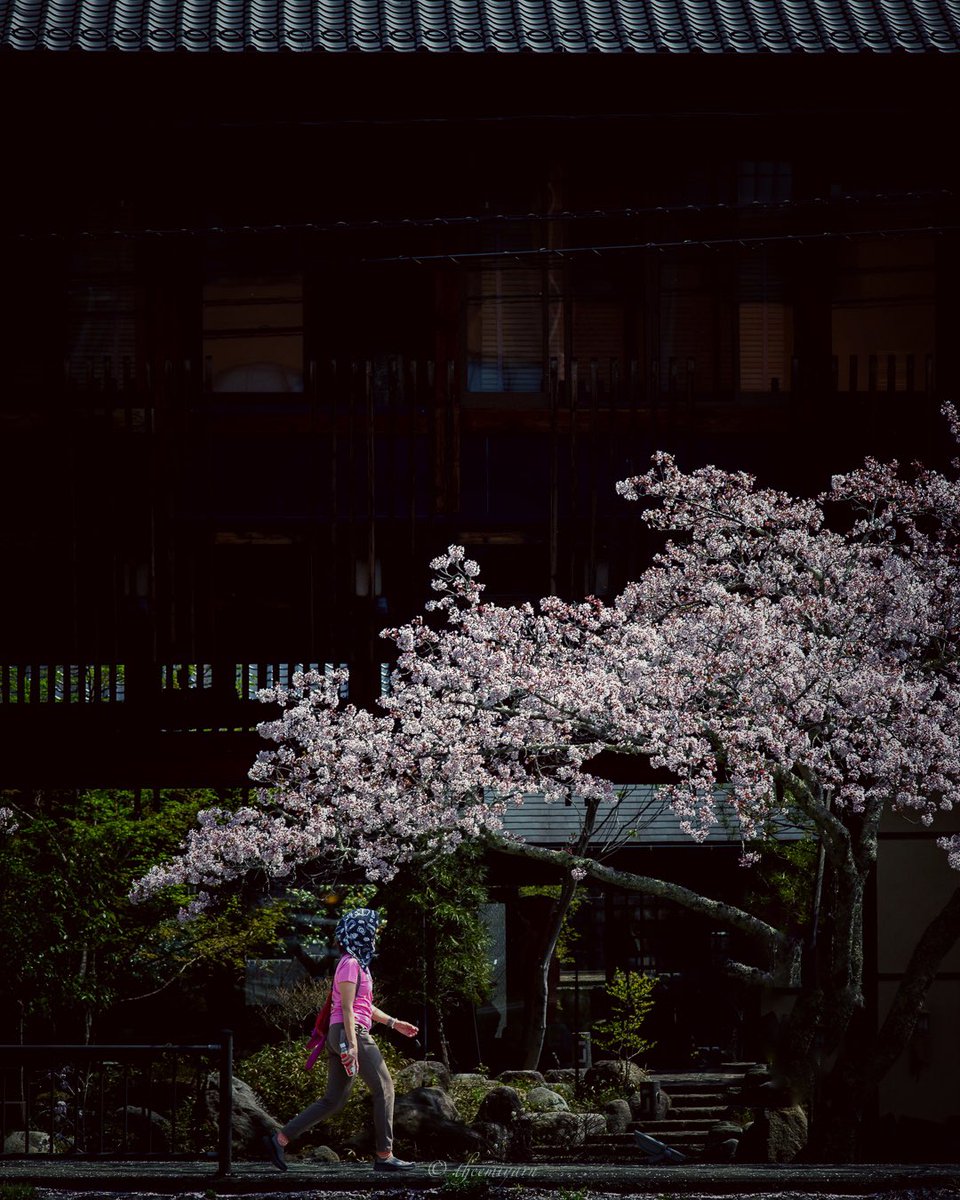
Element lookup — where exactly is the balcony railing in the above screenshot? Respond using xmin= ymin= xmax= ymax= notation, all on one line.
xmin=0 ymin=662 xmax=347 ymax=709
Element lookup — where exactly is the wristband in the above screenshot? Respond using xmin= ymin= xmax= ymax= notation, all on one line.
xmin=388 ymin=1017 xmax=396 ymax=1029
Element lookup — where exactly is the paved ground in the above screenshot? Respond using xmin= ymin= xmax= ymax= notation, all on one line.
xmin=1 ymin=1158 xmax=958 ymax=1196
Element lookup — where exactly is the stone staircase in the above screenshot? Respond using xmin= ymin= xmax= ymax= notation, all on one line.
xmin=547 ymin=1061 xmax=758 ymax=1163
xmin=627 ymin=1064 xmax=756 ymax=1159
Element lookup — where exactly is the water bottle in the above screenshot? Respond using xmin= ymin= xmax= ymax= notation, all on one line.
xmin=339 ymin=1039 xmax=357 ymax=1077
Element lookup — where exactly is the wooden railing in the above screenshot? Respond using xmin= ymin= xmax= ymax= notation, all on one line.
xmin=0 ymin=662 xmax=349 ymax=709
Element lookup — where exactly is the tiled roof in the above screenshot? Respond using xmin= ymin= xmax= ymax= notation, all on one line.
xmin=1 ymin=0 xmax=958 ymax=52
xmin=498 ymin=786 xmax=807 ymax=848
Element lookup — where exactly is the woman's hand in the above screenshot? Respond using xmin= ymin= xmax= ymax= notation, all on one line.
xmin=393 ymin=1020 xmax=418 ymax=1038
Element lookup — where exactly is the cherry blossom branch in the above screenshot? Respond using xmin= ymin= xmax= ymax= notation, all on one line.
xmin=487 ymin=833 xmax=789 ymax=962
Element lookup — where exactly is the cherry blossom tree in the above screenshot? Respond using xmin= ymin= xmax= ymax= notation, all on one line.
xmin=133 ymin=414 xmax=960 ymax=1158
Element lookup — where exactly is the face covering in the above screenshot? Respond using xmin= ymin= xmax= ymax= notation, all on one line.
xmin=335 ymin=907 xmax=380 ymax=968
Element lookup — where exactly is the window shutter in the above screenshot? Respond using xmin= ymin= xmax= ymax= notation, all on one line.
xmin=739 ymin=257 xmax=791 ymax=393
xmin=467 ymin=265 xmax=543 ymax=392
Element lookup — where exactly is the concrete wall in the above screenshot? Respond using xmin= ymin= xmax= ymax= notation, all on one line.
xmin=875 ymin=810 xmax=960 ymax=1124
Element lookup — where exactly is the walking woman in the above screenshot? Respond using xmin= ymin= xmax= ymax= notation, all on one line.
xmin=265 ymin=908 xmax=420 ymax=1172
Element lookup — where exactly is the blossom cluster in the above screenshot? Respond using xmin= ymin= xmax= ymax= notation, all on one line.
xmin=131 ymin=409 xmax=960 ymax=908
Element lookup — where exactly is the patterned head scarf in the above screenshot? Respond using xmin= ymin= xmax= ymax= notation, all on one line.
xmin=335 ymin=908 xmax=381 ymax=968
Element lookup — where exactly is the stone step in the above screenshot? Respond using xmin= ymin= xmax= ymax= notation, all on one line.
xmin=659 ymin=1104 xmax=729 ymax=1119
xmin=632 ymin=1118 xmax=723 ymax=1134
xmin=586 ymin=1133 xmax=709 ymax=1159
xmin=546 ymin=1137 xmax=709 ymax=1164
xmin=651 ymin=1072 xmax=750 ymax=1090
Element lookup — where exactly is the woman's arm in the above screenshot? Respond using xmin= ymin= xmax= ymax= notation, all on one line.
xmin=372 ymin=1006 xmax=419 ymax=1038
xmin=339 ymin=977 xmax=359 ymax=1064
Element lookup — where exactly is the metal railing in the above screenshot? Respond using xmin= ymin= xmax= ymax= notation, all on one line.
xmin=0 ymin=1032 xmax=234 ymax=1175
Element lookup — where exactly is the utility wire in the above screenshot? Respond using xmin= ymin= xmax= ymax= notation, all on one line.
xmin=9 ymin=189 xmax=955 ymax=245
xmin=363 ymin=223 xmax=960 ymax=265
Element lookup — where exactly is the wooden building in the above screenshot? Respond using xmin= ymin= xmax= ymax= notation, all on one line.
xmin=1 ymin=0 xmax=959 ymax=1140
xmin=1 ymin=10 xmax=957 ymax=784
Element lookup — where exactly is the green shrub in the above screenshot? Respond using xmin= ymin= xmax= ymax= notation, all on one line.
xmin=0 ymin=1187 xmax=38 ymax=1200
xmin=238 ymin=1035 xmax=412 ymax=1150
xmin=447 ymin=1075 xmax=501 ymax=1124
xmin=592 ymin=969 xmax=658 ymax=1062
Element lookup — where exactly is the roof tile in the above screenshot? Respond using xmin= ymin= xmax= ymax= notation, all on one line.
xmin=1 ymin=0 xmax=956 ymax=49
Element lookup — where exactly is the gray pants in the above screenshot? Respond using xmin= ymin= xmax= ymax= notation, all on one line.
xmin=281 ymin=1022 xmax=395 ymax=1153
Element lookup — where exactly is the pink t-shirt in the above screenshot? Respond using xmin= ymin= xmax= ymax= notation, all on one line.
xmin=330 ymin=955 xmax=373 ymax=1030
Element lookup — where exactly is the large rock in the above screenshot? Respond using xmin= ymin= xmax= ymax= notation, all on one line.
xmin=472 ymin=1119 xmax=513 ymax=1161
xmin=113 ymin=1106 xmax=172 ymax=1152
xmin=475 ymin=1085 xmax=524 ymax=1126
xmin=394 ymin=1086 xmax=484 ymax=1158
xmin=451 ymin=1073 xmax=488 ymax=1087
xmin=204 ymin=1073 xmax=280 ymax=1156
xmin=705 ymin=1136 xmax=741 ymax=1163
xmin=498 ymin=1069 xmax=545 ymax=1086
xmin=470 ymin=1086 xmax=535 ymax=1162
xmin=603 ymin=1098 xmax=633 ymax=1133
xmin=527 ymin=1111 xmax=605 ymax=1146
xmin=303 ymin=1144 xmax=340 ymax=1163
xmin=543 ymin=1069 xmax=576 ymax=1087
xmin=528 ymin=1111 xmax=586 ymax=1147
xmin=736 ymin=1105 xmax=808 ymax=1163
xmin=4 ymin=1130 xmax=53 ymax=1153
xmin=701 ymin=1121 xmax=746 ymax=1163
xmin=524 ymin=1086 xmax=568 ymax=1113
xmin=582 ymin=1112 xmax=607 ymax=1138
xmin=628 ymin=1084 xmax=671 ymax=1120
xmin=395 ymin=1059 xmax=451 ymax=1093
xmin=584 ymin=1059 xmax=647 ymax=1093
xmin=471 ymin=1113 xmax=534 ymax=1163
xmin=396 ymin=1085 xmax=460 ymax=1126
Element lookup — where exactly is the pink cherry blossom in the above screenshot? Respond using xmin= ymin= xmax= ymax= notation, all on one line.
xmin=132 ymin=410 xmax=960 ymax=931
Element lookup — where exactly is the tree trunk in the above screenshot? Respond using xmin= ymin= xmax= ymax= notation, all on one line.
xmin=517 ymin=797 xmax=603 ymax=1070
xmin=432 ymin=1001 xmax=451 ymax=1069
xmin=424 ymin=939 xmax=450 ymax=1067
xmin=519 ymin=874 xmax=577 ymax=1070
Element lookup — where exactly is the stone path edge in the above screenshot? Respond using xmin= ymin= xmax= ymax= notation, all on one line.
xmin=1 ymin=1161 xmax=959 ymax=1194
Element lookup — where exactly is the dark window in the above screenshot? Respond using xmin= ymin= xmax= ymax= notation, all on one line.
xmin=738 ymin=255 xmax=793 ymax=394
xmin=466 ymin=263 xmax=546 ymax=393
xmin=66 ymin=241 xmax=141 ymax=390
xmin=831 ymin=239 xmax=935 ymax=393
xmin=202 ymin=274 xmax=304 ymax=393
xmin=738 ymin=160 xmax=793 ymax=205
xmin=658 ymin=261 xmax=733 ymax=398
